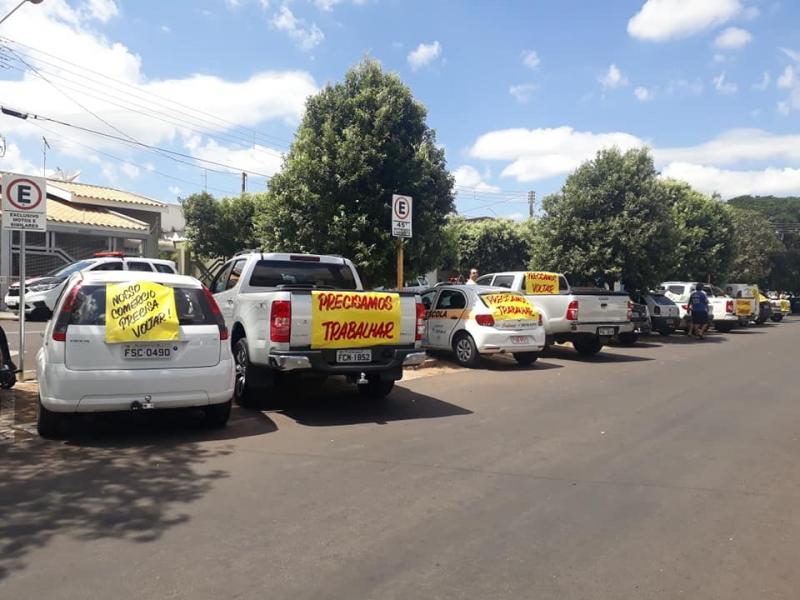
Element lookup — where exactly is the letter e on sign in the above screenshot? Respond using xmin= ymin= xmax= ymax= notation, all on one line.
xmin=392 ymin=194 xmax=412 ymax=238
xmin=1 ymin=172 xmax=47 ymax=232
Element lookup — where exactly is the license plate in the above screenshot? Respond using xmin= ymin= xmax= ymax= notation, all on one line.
xmin=336 ymin=349 xmax=372 ymax=363
xmin=598 ymin=327 xmax=616 ymax=336
xmin=6 ymin=300 xmax=18 ymax=308
xmin=122 ymin=344 xmax=174 ymax=360
xmin=510 ymin=335 xmax=530 ymax=344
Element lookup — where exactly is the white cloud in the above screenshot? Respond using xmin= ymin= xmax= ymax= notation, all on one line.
xmin=777 ymin=65 xmax=797 ymax=89
xmin=168 ymin=185 xmax=183 ymax=196
xmin=509 ymin=83 xmax=538 ymax=104
xmin=120 ymin=162 xmax=140 ymax=179
xmin=776 ymin=57 xmax=800 ymax=114
xmin=599 ymin=64 xmax=628 ymax=89
xmin=628 ymin=0 xmax=741 ymax=42
xmin=654 ymin=129 xmax=800 ymax=165
xmin=634 ymin=86 xmax=654 ymax=101
xmin=225 ymin=0 xmax=243 ymax=8
xmin=667 ymin=78 xmax=704 ymax=95
xmin=753 ymin=71 xmax=771 ymax=90
xmin=453 ymin=165 xmax=500 ymax=193
xmin=521 ymin=50 xmax=540 ymax=70
xmin=741 ymin=5 xmax=760 ymax=19
xmin=713 ymin=53 xmax=726 ymax=63
xmin=714 ymin=26 xmax=752 ymax=49
xmin=469 ymin=127 xmax=644 ymax=182
xmin=185 ymin=136 xmax=283 ymax=177
xmin=314 ymin=0 xmax=340 ymax=10
xmin=271 ymin=5 xmax=324 ymax=51
xmin=407 ymin=41 xmax=442 ymax=71
xmin=0 ymin=143 xmax=39 ymax=175
xmin=160 ymin=24 xmax=171 ymax=33
xmin=712 ymin=71 xmax=738 ymax=94
xmin=661 ymin=163 xmax=800 ymax=198
xmin=79 ymin=0 xmax=120 ymax=23
xmin=782 ymin=48 xmax=800 ymax=63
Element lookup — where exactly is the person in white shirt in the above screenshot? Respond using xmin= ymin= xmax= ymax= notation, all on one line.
xmin=466 ymin=268 xmax=479 ymax=285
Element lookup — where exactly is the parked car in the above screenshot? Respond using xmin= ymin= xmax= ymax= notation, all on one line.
xmin=211 ymin=252 xmax=426 ymax=402
xmin=756 ymin=292 xmax=773 ymax=325
xmin=631 ymin=290 xmax=680 ymax=336
xmin=721 ymin=283 xmax=759 ymax=325
xmin=661 ymin=282 xmax=741 ymax=332
xmin=36 ymin=271 xmax=234 ymax=438
xmin=4 ymin=254 xmax=177 ymax=321
xmin=419 ymin=285 xmax=545 ymax=367
xmin=620 ymin=296 xmax=650 ymax=345
xmin=767 ymin=293 xmax=791 ymax=322
xmin=477 ymin=271 xmax=633 ymax=356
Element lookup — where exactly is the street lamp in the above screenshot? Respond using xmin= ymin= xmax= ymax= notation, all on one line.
xmin=0 ymin=0 xmax=45 ymax=27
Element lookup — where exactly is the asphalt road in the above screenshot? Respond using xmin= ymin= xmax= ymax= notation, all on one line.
xmin=2 ymin=320 xmax=800 ymax=599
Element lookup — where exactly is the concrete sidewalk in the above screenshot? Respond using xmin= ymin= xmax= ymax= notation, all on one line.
xmin=1 ymin=311 xmax=18 ymax=320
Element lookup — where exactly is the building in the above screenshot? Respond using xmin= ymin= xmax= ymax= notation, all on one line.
xmin=0 ymin=178 xmax=166 ymax=307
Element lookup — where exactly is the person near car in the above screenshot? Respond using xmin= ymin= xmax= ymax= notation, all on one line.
xmin=466 ymin=268 xmax=479 ymax=285
xmin=689 ymin=283 xmax=710 ymax=339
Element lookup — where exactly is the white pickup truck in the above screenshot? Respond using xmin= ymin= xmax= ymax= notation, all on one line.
xmin=476 ymin=271 xmax=633 ymax=355
xmin=661 ymin=282 xmax=738 ymax=332
xmin=210 ymin=252 xmax=426 ymax=403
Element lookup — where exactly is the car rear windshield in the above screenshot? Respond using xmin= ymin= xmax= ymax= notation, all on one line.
xmin=248 ymin=259 xmax=357 ymax=289
xmin=66 ymin=285 xmax=217 ymax=326
xmin=651 ymin=294 xmax=676 ymax=305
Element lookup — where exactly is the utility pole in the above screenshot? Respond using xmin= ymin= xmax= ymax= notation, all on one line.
xmin=42 ymin=136 xmax=49 ymax=176
xmin=527 ymin=190 xmax=536 ymax=218
xmin=241 ymin=172 xmax=247 ymax=194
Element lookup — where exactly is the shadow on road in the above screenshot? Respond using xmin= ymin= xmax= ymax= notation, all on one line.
xmin=635 ymin=334 xmax=727 ymax=346
xmin=541 ymin=346 xmax=655 ymax=362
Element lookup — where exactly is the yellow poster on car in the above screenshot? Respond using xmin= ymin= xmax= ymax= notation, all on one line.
xmin=105 ymin=281 xmax=180 ymax=343
xmin=735 ymin=298 xmax=754 ymax=317
xmin=480 ymin=292 xmax=538 ymax=321
xmin=524 ymin=271 xmax=559 ymax=295
xmin=310 ymin=291 xmax=401 ymax=349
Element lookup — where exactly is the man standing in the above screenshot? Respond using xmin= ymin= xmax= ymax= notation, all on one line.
xmin=466 ymin=268 xmax=479 ymax=285
xmin=689 ymin=283 xmax=710 ymax=339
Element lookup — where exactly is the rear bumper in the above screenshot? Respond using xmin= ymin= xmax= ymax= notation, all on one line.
xmin=651 ymin=316 xmax=679 ymax=331
xmin=474 ymin=328 xmax=546 ymax=354
xmin=39 ymin=359 xmax=235 ymax=413
xmin=265 ymin=346 xmax=422 ymax=381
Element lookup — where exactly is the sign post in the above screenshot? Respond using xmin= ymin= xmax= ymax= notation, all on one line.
xmin=391 ymin=194 xmax=412 ymax=290
xmin=2 ymin=172 xmax=47 ymax=382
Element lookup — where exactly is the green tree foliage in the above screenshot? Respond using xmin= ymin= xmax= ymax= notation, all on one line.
xmin=663 ymin=180 xmax=735 ymax=282
xmin=530 ymin=147 xmax=675 ymax=289
xmin=727 ymin=208 xmax=783 ymax=284
xmin=254 ymin=59 xmax=455 ymax=286
xmin=442 ymin=216 xmax=534 ymax=277
xmin=728 ymin=195 xmax=800 ymax=223
xmin=182 ymin=192 xmax=258 ymax=260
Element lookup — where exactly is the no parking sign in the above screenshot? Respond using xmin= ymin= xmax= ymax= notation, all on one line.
xmin=1 ymin=172 xmax=47 ymax=231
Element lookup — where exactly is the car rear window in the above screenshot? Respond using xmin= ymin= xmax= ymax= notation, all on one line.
xmin=651 ymin=294 xmax=676 ymax=306
xmin=492 ymin=275 xmax=514 ymax=289
xmin=154 ymin=263 xmax=176 ymax=274
xmin=66 ymin=284 xmax=217 ymax=326
xmin=248 ymin=260 xmax=357 ymax=290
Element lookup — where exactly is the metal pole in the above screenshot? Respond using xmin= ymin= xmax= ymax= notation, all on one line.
xmin=18 ymin=230 xmax=25 ymax=382
xmin=0 ymin=0 xmax=28 ymax=26
xmin=396 ymin=238 xmax=404 ymax=290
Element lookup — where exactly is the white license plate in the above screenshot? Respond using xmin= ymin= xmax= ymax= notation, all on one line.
xmin=510 ymin=335 xmax=531 ymax=344
xmin=598 ymin=327 xmax=616 ymax=336
xmin=336 ymin=349 xmax=372 ymax=363
xmin=6 ymin=300 xmax=18 ymax=308
xmin=122 ymin=344 xmax=174 ymax=360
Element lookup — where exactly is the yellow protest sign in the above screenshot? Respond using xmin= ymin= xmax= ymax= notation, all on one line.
xmin=480 ymin=292 xmax=538 ymax=321
xmin=105 ymin=281 xmax=179 ymax=344
xmin=524 ymin=271 xmax=559 ymax=295
xmin=311 ymin=291 xmax=401 ymax=349
xmin=735 ymin=299 xmax=754 ymax=317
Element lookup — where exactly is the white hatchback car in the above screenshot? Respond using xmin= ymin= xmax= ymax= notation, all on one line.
xmin=420 ymin=285 xmax=546 ymax=367
xmin=36 ymin=271 xmax=235 ymax=438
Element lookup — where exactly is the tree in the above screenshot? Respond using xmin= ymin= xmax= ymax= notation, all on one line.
xmin=253 ymin=59 xmax=455 ymax=286
xmin=727 ymin=208 xmax=783 ymax=284
xmin=442 ymin=216 xmax=533 ymax=277
xmin=663 ymin=180 xmax=735 ymax=282
xmin=530 ymin=147 xmax=675 ymax=289
xmin=182 ymin=192 xmax=258 ymax=260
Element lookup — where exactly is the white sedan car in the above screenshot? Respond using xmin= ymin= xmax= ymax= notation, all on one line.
xmin=420 ymin=285 xmax=545 ymax=367
xmin=36 ymin=271 xmax=235 ymax=438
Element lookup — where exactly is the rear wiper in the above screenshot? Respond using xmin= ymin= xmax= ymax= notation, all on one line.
xmin=275 ymin=283 xmax=335 ymax=290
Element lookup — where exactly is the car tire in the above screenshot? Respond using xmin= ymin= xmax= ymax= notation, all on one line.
xmin=233 ymin=337 xmax=259 ymax=407
xmin=452 ymin=332 xmax=481 ymax=368
xmin=357 ymin=377 xmax=395 ymax=399
xmin=204 ymin=400 xmax=232 ymax=428
xmin=37 ymin=397 xmax=63 ymax=439
xmin=770 ymin=314 xmax=783 ymax=322
xmin=573 ymin=337 xmax=603 ymax=356
xmin=617 ymin=332 xmax=639 ymax=346
xmin=715 ymin=322 xmax=734 ymax=333
xmin=513 ymin=352 xmax=539 ymax=366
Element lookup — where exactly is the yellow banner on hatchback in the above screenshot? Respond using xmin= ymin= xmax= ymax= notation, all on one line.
xmin=481 ymin=292 xmax=538 ymax=321
xmin=735 ymin=299 xmax=754 ymax=317
xmin=524 ymin=271 xmax=559 ymax=295
xmin=311 ymin=291 xmax=401 ymax=349
xmin=105 ymin=281 xmax=179 ymax=343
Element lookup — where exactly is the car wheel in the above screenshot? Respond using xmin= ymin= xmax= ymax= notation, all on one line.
xmin=770 ymin=315 xmax=783 ymax=322
xmin=715 ymin=322 xmax=734 ymax=332
xmin=204 ymin=400 xmax=232 ymax=428
xmin=233 ymin=337 xmax=259 ymax=406
xmin=357 ymin=377 xmax=395 ymax=399
xmin=452 ymin=332 xmax=481 ymax=368
xmin=513 ymin=352 xmax=539 ymax=366
xmin=617 ymin=332 xmax=639 ymax=346
xmin=573 ymin=337 xmax=603 ymax=356
xmin=37 ymin=397 xmax=63 ymax=439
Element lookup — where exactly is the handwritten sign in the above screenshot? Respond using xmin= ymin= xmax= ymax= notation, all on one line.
xmin=524 ymin=272 xmax=559 ymax=295
xmin=735 ymin=299 xmax=754 ymax=317
xmin=480 ymin=292 xmax=538 ymax=321
xmin=311 ymin=291 xmax=401 ymax=349
xmin=105 ymin=281 xmax=179 ymax=343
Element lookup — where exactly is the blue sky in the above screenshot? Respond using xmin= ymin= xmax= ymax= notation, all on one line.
xmin=0 ymin=0 xmax=798 ymax=219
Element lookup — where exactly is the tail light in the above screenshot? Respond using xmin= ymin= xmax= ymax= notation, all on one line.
xmin=653 ymin=305 xmax=661 ymax=315
xmin=566 ymin=300 xmax=579 ymax=321
xmin=726 ymin=300 xmax=734 ymax=314
xmin=202 ymin=285 xmax=229 ymax=340
xmin=538 ymin=313 xmax=543 ymax=326
xmin=475 ymin=314 xmax=495 ymax=327
xmin=415 ymin=302 xmax=426 ymax=341
xmin=52 ymin=282 xmax=82 ymax=342
xmin=270 ymin=300 xmax=291 ymax=343
xmin=627 ymin=300 xmax=633 ymax=321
